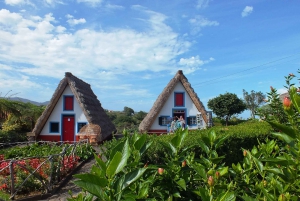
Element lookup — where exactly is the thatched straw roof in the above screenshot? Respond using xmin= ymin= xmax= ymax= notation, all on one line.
xmin=32 ymin=72 xmax=116 ymax=141
xmin=139 ymin=70 xmax=208 ymax=133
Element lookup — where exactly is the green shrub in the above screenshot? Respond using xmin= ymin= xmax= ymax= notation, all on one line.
xmin=140 ymin=121 xmax=273 ymax=166
xmin=102 ymin=120 xmax=273 ymax=166
xmin=0 ymin=130 xmax=27 ymax=143
xmin=0 ymin=142 xmax=94 ymax=161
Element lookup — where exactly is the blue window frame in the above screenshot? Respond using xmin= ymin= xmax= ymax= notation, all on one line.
xmin=158 ymin=116 xmax=171 ymax=126
xmin=49 ymin=122 xmax=59 ymax=133
xmin=187 ymin=116 xmax=197 ymax=126
xmin=77 ymin=122 xmax=87 ymax=132
xmin=174 ymin=92 xmax=185 ymax=107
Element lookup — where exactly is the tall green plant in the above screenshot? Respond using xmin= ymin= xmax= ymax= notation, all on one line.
xmin=235 ymin=71 xmax=300 ymax=200
xmin=257 ymin=86 xmax=287 ymax=125
xmin=70 ymin=133 xmax=152 ymax=201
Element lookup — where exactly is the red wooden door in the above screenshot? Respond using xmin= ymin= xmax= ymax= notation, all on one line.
xmin=63 ymin=115 xmax=74 ymax=141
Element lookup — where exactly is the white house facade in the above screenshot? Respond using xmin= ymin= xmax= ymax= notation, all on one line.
xmin=139 ymin=70 xmax=212 ymax=134
xmin=39 ymin=86 xmax=88 ymax=141
xmin=33 ymin=72 xmax=116 ymax=142
xmin=149 ymin=82 xmax=210 ymax=133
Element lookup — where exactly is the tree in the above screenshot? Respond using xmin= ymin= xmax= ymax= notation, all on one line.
xmin=19 ymin=103 xmax=45 ymax=131
xmin=207 ymin=92 xmax=246 ymax=126
xmin=134 ymin=111 xmax=147 ymax=121
xmin=256 ymin=86 xmax=287 ymax=124
xmin=2 ymin=102 xmax=45 ymax=131
xmin=123 ymin=106 xmax=134 ymax=116
xmin=243 ymin=89 xmax=266 ymax=119
xmin=0 ymin=98 xmax=22 ymax=119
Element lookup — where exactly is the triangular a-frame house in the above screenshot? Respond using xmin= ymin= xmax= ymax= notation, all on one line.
xmin=32 ymin=72 xmax=116 ymax=142
xmin=139 ymin=70 xmax=212 ymax=134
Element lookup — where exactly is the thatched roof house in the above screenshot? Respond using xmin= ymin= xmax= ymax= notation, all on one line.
xmin=139 ymin=70 xmax=211 ymax=134
xmin=32 ymin=72 xmax=116 ymax=142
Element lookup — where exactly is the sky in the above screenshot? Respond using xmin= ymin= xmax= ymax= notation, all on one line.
xmin=0 ymin=0 xmax=300 ymax=119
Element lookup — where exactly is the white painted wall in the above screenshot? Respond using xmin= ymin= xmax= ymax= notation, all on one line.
xmin=40 ymin=86 xmax=88 ymax=136
xmin=150 ymin=82 xmax=206 ymax=130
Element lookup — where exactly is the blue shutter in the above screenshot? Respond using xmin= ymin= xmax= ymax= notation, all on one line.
xmin=158 ymin=117 xmax=162 ymax=125
xmin=187 ymin=117 xmax=190 ymax=126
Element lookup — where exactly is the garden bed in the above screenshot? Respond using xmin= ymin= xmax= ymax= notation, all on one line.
xmin=0 ymin=140 xmax=95 ymax=200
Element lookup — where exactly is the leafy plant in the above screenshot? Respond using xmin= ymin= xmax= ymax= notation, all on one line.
xmin=71 ymin=132 xmax=152 ymax=201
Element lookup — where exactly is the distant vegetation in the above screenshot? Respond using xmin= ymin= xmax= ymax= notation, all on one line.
xmin=0 ymin=97 xmax=45 ymax=142
xmin=105 ymin=106 xmax=147 ymax=133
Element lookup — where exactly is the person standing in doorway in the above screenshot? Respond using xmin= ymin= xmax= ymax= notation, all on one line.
xmin=178 ymin=116 xmax=185 ymax=129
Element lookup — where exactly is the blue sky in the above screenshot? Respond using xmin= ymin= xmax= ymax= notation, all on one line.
xmin=0 ymin=0 xmax=300 ymax=119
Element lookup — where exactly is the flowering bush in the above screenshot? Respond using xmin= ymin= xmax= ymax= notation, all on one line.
xmin=0 ymin=142 xmax=94 ymax=199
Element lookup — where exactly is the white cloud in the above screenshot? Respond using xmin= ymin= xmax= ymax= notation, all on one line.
xmin=189 ymin=15 xmax=219 ymax=35
xmin=0 ymin=9 xmax=23 ymax=25
xmin=105 ymin=3 xmax=124 ymax=10
xmin=0 ymin=8 xmax=193 ymax=80
xmin=77 ymin=0 xmax=102 ymax=7
xmin=65 ymin=14 xmax=86 ymax=26
xmin=196 ymin=0 xmax=210 ymax=9
xmin=0 ymin=64 xmax=13 ymax=71
xmin=5 ymin=0 xmax=25 ymax=6
xmin=96 ymin=83 xmax=151 ymax=98
xmin=178 ymin=56 xmax=214 ymax=74
xmin=67 ymin=18 xmax=86 ymax=26
xmin=0 ymin=69 xmax=44 ymax=99
xmin=44 ymin=0 xmax=54 ymax=4
xmin=44 ymin=0 xmax=65 ymax=5
xmin=66 ymin=14 xmax=73 ymax=19
xmin=241 ymin=6 xmax=253 ymax=17
xmin=179 ymin=56 xmax=205 ymax=66
xmin=56 ymin=25 xmax=66 ymax=33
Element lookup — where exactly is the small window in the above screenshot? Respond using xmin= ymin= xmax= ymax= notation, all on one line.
xmin=159 ymin=116 xmax=171 ymax=126
xmin=50 ymin=122 xmax=59 ymax=133
xmin=188 ymin=116 xmax=197 ymax=126
xmin=77 ymin=122 xmax=87 ymax=132
xmin=64 ymin=96 xmax=74 ymax=111
xmin=174 ymin=92 xmax=184 ymax=107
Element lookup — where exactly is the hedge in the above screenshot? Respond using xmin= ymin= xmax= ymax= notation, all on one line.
xmin=104 ymin=120 xmax=274 ymax=166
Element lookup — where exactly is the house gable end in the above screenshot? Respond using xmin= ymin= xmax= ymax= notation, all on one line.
xmin=139 ymin=70 xmax=208 ymax=133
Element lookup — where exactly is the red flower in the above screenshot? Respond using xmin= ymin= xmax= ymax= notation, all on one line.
xmin=243 ymin=150 xmax=247 ymax=157
xmin=182 ymin=160 xmax=186 ymax=167
xmin=215 ymin=171 xmax=220 ymax=179
xmin=270 ymin=86 xmax=274 ymax=91
xmin=208 ymin=176 xmax=214 ymax=186
xmin=0 ymin=183 xmax=7 ymax=190
xmin=158 ymin=168 xmax=164 ymax=175
xmin=283 ymin=97 xmax=292 ymax=108
xmin=289 ymin=73 xmax=295 ymax=77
